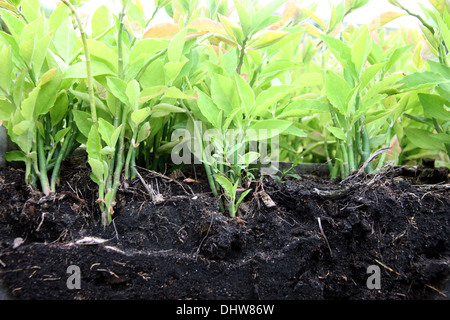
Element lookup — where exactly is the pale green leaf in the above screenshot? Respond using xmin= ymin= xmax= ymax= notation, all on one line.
xmin=131 ymin=107 xmax=151 ymax=125
xmin=325 ymin=70 xmax=351 ymax=115
xmin=196 ymin=89 xmax=220 ymax=128
xmin=418 ymin=93 xmax=450 ymax=121
xmin=5 ymin=150 xmax=26 ymax=162
xmin=72 ymin=109 xmax=93 ymax=138
xmin=327 ymin=126 xmax=347 ymax=140
xmin=0 ymin=99 xmax=15 ymax=121
xmin=98 ymin=118 xmax=115 ymax=146
xmin=235 ymin=73 xmax=255 ymax=116
xmin=139 ymin=85 xmax=167 ymax=105
xmin=87 ymin=123 xmax=102 ymax=160
xmin=168 ymin=27 xmax=187 ymax=63
xmin=404 ymin=127 xmax=446 ymax=152
xmin=126 ymin=79 xmax=140 ymax=110
xmin=91 ymin=5 xmax=114 ymax=38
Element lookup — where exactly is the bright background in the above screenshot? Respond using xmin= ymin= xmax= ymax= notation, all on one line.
xmin=41 ymin=0 xmax=432 ymax=29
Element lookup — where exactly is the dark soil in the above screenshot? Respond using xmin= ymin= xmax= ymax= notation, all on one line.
xmin=0 ymin=159 xmax=449 ymax=300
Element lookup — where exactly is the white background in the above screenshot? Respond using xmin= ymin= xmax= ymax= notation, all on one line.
xmin=41 ymin=0 xmax=432 ymax=29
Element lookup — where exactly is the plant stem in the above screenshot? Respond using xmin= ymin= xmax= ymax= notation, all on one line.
xmin=124 ymin=129 xmax=137 ymax=179
xmin=340 ymin=140 xmax=349 ymax=178
xmin=37 ymin=132 xmax=51 ymax=195
xmin=376 ymin=125 xmax=392 ymax=170
xmin=236 ymin=38 xmax=248 ymax=74
xmin=63 ymin=0 xmax=97 ymax=124
xmin=50 ymin=113 xmax=74 ymax=193
xmin=360 ymin=124 xmax=373 ymax=173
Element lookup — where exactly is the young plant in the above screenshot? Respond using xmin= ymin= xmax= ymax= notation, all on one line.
xmin=214 ymin=173 xmax=252 ymax=217
xmin=0 ymin=0 xmax=80 ymax=194
xmin=390 ymin=1 xmax=450 ymax=165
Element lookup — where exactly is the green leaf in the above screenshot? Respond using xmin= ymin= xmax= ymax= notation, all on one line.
xmin=111 ymin=125 xmax=123 ymax=148
xmin=13 ymin=119 xmax=33 ymax=136
xmin=98 ymin=118 xmax=115 ymax=146
xmin=248 ymin=119 xmax=292 ymax=141
xmin=293 ymin=72 xmax=323 ymax=87
xmin=72 ymin=109 xmax=93 ymax=138
xmin=91 ymin=5 xmax=114 ymax=38
xmin=131 ymin=107 xmax=151 ymax=125
xmin=53 ymin=17 xmax=76 ymax=65
xmin=21 ymin=0 xmax=40 ymax=22
xmin=87 ymin=39 xmax=118 ymax=74
xmin=284 ymin=124 xmax=307 ymax=138
xmin=359 ymin=62 xmax=387 ymax=90
xmin=211 ymin=72 xmax=239 ymax=115
xmin=327 ymin=126 xmax=347 ymax=141
xmin=196 ymin=89 xmax=220 ymax=128
xmin=163 ymin=87 xmax=198 ymax=100
xmin=70 ymin=89 xmax=108 ymax=113
xmin=152 ymin=103 xmax=186 ymax=115
xmin=325 ymin=70 xmax=352 ymax=115
xmin=106 ymin=77 xmax=130 ymax=106
xmin=35 ymin=79 xmax=61 ymax=117
xmin=235 ymin=73 xmax=254 ymax=116
xmin=253 ymin=85 xmax=295 ymax=116
xmin=214 ymin=174 xmax=234 ymax=199
xmin=384 ymin=45 xmax=412 ymax=73
xmin=20 ymin=85 xmax=40 ymax=121
xmin=0 ymin=8 xmax=25 ymax=39
xmin=49 ymin=2 xmax=69 ymax=31
xmin=399 ymin=71 xmax=449 ymax=90
xmin=279 ymin=100 xmax=330 ymax=118
xmin=219 ymin=14 xmax=242 ymax=44
xmin=87 ymin=123 xmax=102 ymax=160
xmin=247 ymin=30 xmax=289 ymax=50
xmin=88 ymin=158 xmax=105 ymax=181
xmin=164 ymin=59 xmax=188 ymax=84
xmin=126 ymin=80 xmax=140 ymax=110
xmin=168 ymin=27 xmax=187 ymax=63
xmin=0 ymin=99 xmax=15 ymax=121
xmin=50 ymin=92 xmax=69 ymax=126
xmin=63 ymin=61 xmax=116 ymax=79
xmin=418 ymin=93 xmax=450 ymax=121
xmin=137 ymin=122 xmax=151 ymax=143
xmin=321 ymin=34 xmax=357 ymax=79
xmin=5 ymin=150 xmax=26 ymax=162
xmin=233 ymin=0 xmax=252 ymax=37
xmin=236 ymin=189 xmax=251 ymax=208
xmin=54 ymin=127 xmax=71 ymax=144
xmin=351 ymin=26 xmax=371 ymax=77
xmin=0 ymin=46 xmax=12 ymax=93
xmin=129 ymin=39 xmax=168 ymax=63
xmin=404 ymin=127 xmax=446 ymax=152
xmin=139 ymin=85 xmax=168 ymax=104
xmin=253 ymin=0 xmax=286 ymax=32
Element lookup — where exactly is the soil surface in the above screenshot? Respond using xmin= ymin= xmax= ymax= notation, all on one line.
xmin=0 ymin=159 xmax=449 ymax=300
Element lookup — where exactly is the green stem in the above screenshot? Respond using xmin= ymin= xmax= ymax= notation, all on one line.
xmin=50 ymin=112 xmax=74 ymax=193
xmin=361 ymin=124 xmax=373 ymax=173
xmin=63 ymin=0 xmax=97 ymax=124
xmin=135 ymin=49 xmax=167 ymax=81
xmin=324 ymin=139 xmax=333 ymax=174
xmin=340 ymin=140 xmax=349 ymax=178
xmin=124 ymin=129 xmax=137 ymax=179
xmin=236 ymin=38 xmax=248 ymax=74
xmin=37 ymin=132 xmax=51 ymax=195
xmin=376 ymin=125 xmax=392 ymax=170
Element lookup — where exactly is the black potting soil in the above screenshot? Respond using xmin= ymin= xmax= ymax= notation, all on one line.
xmin=0 ymin=160 xmax=448 ymax=300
